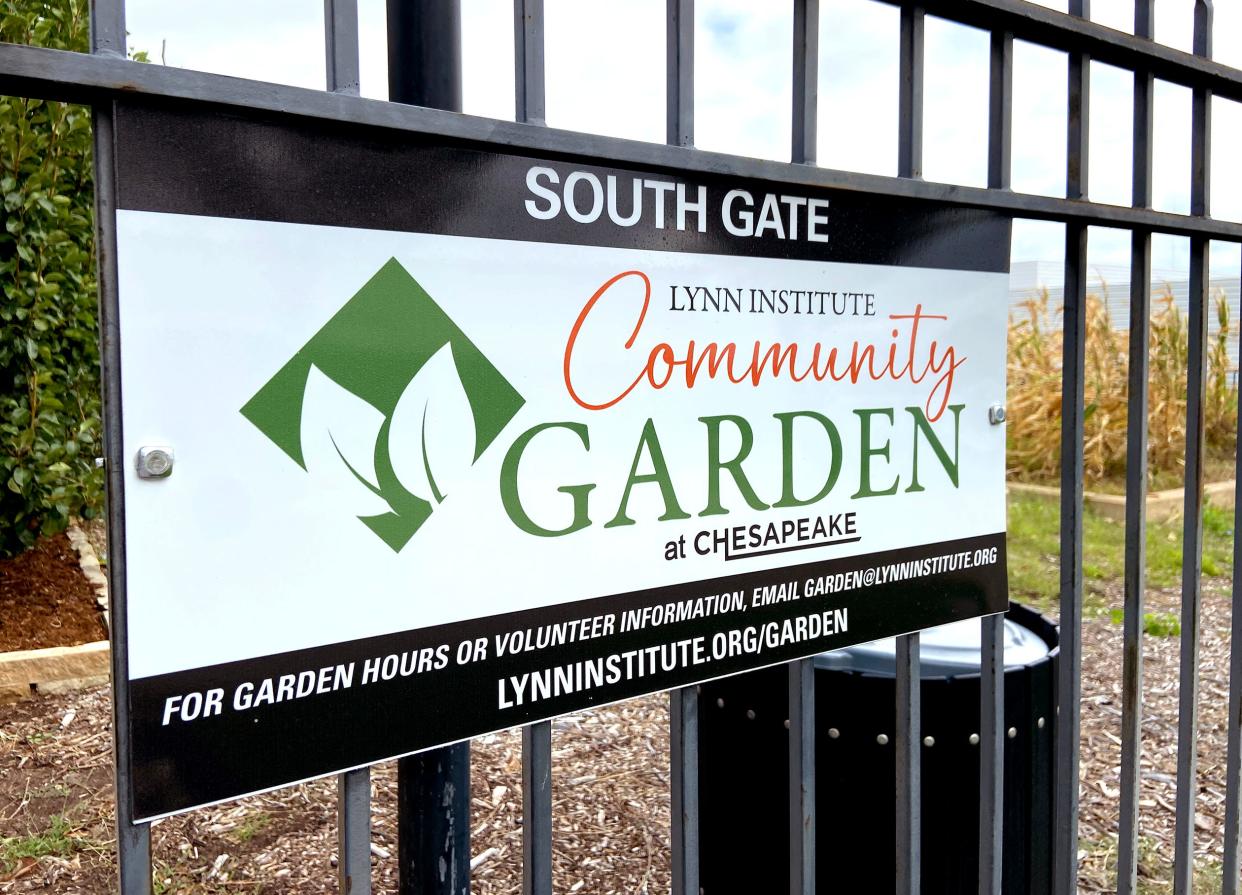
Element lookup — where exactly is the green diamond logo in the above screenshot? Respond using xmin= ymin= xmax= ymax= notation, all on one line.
xmin=241 ymin=258 xmax=525 ymax=551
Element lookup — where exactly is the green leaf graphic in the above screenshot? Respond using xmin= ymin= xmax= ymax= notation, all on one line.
xmin=389 ymin=343 xmax=477 ymax=504
xmin=300 ymin=365 xmax=392 ymax=518
xmin=241 ymin=259 xmax=526 ymax=552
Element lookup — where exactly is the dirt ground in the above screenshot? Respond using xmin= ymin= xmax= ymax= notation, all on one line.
xmin=0 ymin=534 xmax=105 ymax=652
xmin=1076 ymin=577 xmax=1235 ymax=892
xmin=0 ymin=688 xmax=672 ymax=894
xmin=0 ymin=540 xmax=1239 ymax=891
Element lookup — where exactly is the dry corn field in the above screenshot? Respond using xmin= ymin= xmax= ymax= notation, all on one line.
xmin=1006 ymin=287 xmax=1237 ymax=487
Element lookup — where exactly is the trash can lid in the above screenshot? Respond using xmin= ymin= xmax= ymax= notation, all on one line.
xmin=813 ymin=614 xmax=1052 ymax=678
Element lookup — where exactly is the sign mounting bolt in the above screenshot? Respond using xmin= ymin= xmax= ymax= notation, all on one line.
xmin=136 ymin=446 xmax=175 ymax=479
xmin=988 ymin=404 xmax=1007 ymax=425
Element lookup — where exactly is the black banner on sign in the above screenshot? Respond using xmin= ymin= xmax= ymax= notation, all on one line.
xmin=130 ymin=532 xmax=1005 ymax=820
xmin=111 ymin=101 xmax=1011 ymax=274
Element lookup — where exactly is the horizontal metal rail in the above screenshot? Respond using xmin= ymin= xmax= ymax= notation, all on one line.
xmin=873 ymin=0 xmax=1242 ymax=102
xmin=0 ymin=41 xmax=1240 ymax=242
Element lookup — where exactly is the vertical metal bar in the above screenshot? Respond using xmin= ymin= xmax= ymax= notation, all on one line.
xmin=978 ymin=27 xmax=1011 ymax=895
xmin=397 ymin=746 xmax=470 ymax=895
xmin=783 ymin=7 xmax=822 ymax=887
xmin=1189 ymin=1 xmax=1213 ymax=222
xmin=1174 ymin=241 xmax=1210 ymax=895
xmin=387 ymin=0 xmax=462 ymax=109
xmin=96 ymin=107 xmax=153 ymax=895
xmin=1117 ymin=6 xmax=1154 ymax=894
xmin=90 ymin=0 xmax=126 ymax=58
xmin=895 ymin=10 xmax=924 ymax=894
xmin=1066 ymin=0 xmax=1091 ymax=202
xmin=92 ymin=0 xmax=152 ymax=892
xmin=897 ymin=5 xmax=924 ymax=179
xmin=386 ymin=9 xmax=469 ymax=895
xmin=324 ymin=0 xmax=360 ymax=95
xmin=670 ymin=687 xmax=700 ymax=895
xmin=666 ymin=0 xmax=693 ymax=147
xmin=522 ymin=722 xmax=552 ymax=895
xmin=791 ymin=0 xmax=818 ymax=164
xmin=513 ymin=4 xmax=551 ymax=890
xmin=896 ymin=633 xmax=922 ymax=895
xmin=1223 ymin=261 xmax=1242 ymax=895
xmin=1173 ymin=12 xmax=1213 ymax=893
xmin=978 ymin=614 xmax=1004 ymax=895
xmin=786 ymin=8 xmax=820 ymax=888
xmin=1055 ymin=219 xmax=1089 ymax=895
xmin=1118 ymin=236 xmax=1152 ymax=895
xmin=788 ymin=658 xmax=815 ymax=895
xmin=987 ymin=30 xmax=1013 ymax=191
xmin=1053 ymin=6 xmax=1089 ymax=895
xmin=514 ymin=0 xmax=545 ymax=125
xmin=338 ymin=768 xmax=372 ymax=895
xmin=668 ymin=3 xmax=698 ymax=887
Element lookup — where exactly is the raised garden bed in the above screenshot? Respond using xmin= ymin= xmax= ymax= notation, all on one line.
xmin=0 ymin=528 xmax=110 ymax=704
xmin=1007 ymin=479 xmax=1235 ymax=523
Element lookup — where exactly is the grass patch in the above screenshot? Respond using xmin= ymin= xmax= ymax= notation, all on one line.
xmin=1 ymin=815 xmax=85 ymax=874
xmin=1081 ymin=835 xmax=1222 ymax=894
xmin=1007 ymin=493 xmax=1234 ymax=612
xmin=231 ymin=812 xmax=271 ymax=844
xmin=1107 ymin=608 xmax=1181 ymax=637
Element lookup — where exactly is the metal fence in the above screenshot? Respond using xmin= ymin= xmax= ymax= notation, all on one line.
xmin=2 ymin=0 xmax=1242 ymax=893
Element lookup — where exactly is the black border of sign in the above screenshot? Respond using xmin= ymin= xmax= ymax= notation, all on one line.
xmin=129 ymin=532 xmax=1007 ymax=819
xmin=101 ymin=97 xmax=1013 ymax=822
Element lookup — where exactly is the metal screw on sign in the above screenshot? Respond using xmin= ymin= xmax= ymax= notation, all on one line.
xmin=135 ymin=446 xmax=174 ymax=479
xmin=988 ymin=404 xmax=1007 ymax=425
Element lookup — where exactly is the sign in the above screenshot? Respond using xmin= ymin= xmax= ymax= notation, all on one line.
xmin=110 ymin=101 xmax=1010 ymax=820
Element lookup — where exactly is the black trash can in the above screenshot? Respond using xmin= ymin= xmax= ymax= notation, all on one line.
xmin=697 ymin=603 xmax=1058 ymax=895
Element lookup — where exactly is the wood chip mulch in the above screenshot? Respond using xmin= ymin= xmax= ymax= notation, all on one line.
xmin=0 ymin=549 xmax=1238 ymax=891
xmin=1077 ymin=577 xmax=1235 ymax=892
xmin=0 ymin=533 xmax=106 ymax=653
xmin=0 ymin=690 xmax=671 ymax=894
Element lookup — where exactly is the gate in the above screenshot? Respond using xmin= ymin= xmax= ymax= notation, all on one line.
xmin=1 ymin=1 xmax=1241 ymax=893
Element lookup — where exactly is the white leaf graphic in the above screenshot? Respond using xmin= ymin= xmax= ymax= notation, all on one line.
xmin=389 ymin=343 xmax=477 ymax=505
xmin=300 ymin=365 xmax=392 ymax=518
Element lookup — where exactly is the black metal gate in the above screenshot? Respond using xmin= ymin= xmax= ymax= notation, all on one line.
xmin=2 ymin=1 xmax=1241 ymax=893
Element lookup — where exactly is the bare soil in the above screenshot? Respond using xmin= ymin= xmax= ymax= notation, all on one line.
xmin=0 ymin=689 xmax=671 ymax=894
xmin=0 ymin=534 xmax=105 ymax=652
xmin=0 ymin=531 xmax=1236 ymax=891
xmin=1077 ymin=578 xmax=1235 ymax=892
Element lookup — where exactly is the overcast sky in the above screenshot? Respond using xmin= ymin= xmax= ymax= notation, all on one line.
xmin=122 ymin=0 xmax=1242 ymax=282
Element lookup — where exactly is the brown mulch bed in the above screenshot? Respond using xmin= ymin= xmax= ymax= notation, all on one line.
xmin=2 ymin=588 xmax=1236 ymax=893
xmin=0 ymin=534 xmax=106 ymax=653
xmin=0 ymin=530 xmax=1235 ymax=891
xmin=1077 ymin=578 xmax=1235 ymax=892
xmin=0 ymin=689 xmax=671 ymax=893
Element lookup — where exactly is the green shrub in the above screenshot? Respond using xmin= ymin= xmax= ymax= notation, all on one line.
xmin=0 ymin=0 xmax=101 ymax=556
